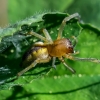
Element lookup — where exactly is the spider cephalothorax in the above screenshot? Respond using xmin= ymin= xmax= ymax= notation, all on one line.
xmin=17 ymin=13 xmax=100 ymax=77
xmin=47 ymin=38 xmax=74 ymax=57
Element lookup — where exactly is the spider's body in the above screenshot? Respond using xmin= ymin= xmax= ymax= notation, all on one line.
xmin=23 ymin=38 xmax=73 ymax=66
xmin=17 ymin=13 xmax=100 ymax=77
xmin=47 ymin=38 xmax=74 ymax=57
xmin=22 ymin=42 xmax=49 ymax=66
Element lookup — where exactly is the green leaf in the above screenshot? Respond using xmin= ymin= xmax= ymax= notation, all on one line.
xmin=8 ymin=0 xmax=74 ymax=23
xmin=67 ymin=0 xmax=100 ymax=28
xmin=0 ymin=12 xmax=80 ymax=88
xmin=0 ymin=75 xmax=100 ymax=100
xmin=0 ymin=12 xmax=100 ymax=100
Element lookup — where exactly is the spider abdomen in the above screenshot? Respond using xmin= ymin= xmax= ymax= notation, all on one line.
xmin=47 ymin=38 xmax=74 ymax=57
xmin=21 ymin=46 xmax=49 ymax=67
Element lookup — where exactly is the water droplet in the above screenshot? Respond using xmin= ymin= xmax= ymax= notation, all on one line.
xmin=37 ymin=25 xmax=39 ymax=27
xmin=50 ymin=30 xmax=54 ymax=34
xmin=57 ymin=28 xmax=59 ymax=31
xmin=78 ymin=74 xmax=82 ymax=77
xmin=10 ymin=49 xmax=14 ymax=53
xmin=49 ymin=90 xmax=52 ymax=93
xmin=58 ymin=76 xmax=60 ymax=79
xmin=22 ymin=76 xmax=25 ymax=79
xmin=32 ymin=39 xmax=37 ymax=42
xmin=34 ymin=96 xmax=37 ymax=99
xmin=54 ymin=76 xmax=57 ymax=79
xmin=64 ymin=74 xmax=69 ymax=78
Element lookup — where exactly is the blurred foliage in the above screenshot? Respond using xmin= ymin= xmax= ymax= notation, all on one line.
xmin=1 ymin=76 xmax=100 ymax=100
xmin=8 ymin=0 xmax=100 ymax=28
xmin=8 ymin=0 xmax=73 ymax=23
xmin=67 ymin=0 xmax=100 ymax=28
xmin=0 ymin=0 xmax=100 ymax=100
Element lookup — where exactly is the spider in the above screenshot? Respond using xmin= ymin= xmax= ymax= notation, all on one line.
xmin=17 ymin=13 xmax=100 ymax=77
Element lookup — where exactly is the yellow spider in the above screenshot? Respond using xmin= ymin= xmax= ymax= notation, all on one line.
xmin=17 ymin=13 xmax=100 ymax=77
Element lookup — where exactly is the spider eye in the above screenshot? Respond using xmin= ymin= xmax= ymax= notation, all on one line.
xmin=66 ymin=39 xmax=73 ymax=48
xmin=68 ymin=47 xmax=74 ymax=53
xmin=68 ymin=41 xmax=74 ymax=52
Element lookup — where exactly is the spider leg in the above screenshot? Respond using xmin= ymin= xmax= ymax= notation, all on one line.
xmin=41 ymin=29 xmax=58 ymax=69
xmin=71 ymin=36 xmax=78 ymax=47
xmin=17 ymin=57 xmax=51 ymax=77
xmin=57 ymin=13 xmax=80 ymax=39
xmin=52 ymin=57 xmax=56 ymax=69
xmin=29 ymin=31 xmax=48 ymax=42
xmin=29 ymin=29 xmax=53 ymax=44
xmin=65 ymin=54 xmax=100 ymax=63
xmin=58 ymin=57 xmax=76 ymax=73
xmin=70 ymin=51 xmax=80 ymax=56
xmin=42 ymin=29 xmax=53 ymax=44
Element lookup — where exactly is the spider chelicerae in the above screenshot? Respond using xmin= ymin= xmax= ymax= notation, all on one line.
xmin=17 ymin=13 xmax=100 ymax=77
